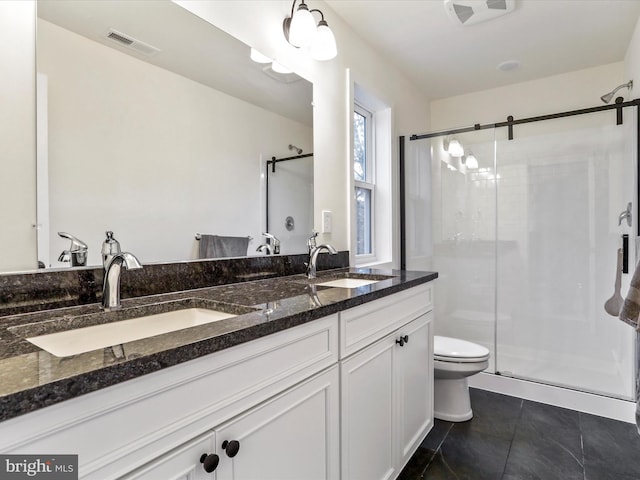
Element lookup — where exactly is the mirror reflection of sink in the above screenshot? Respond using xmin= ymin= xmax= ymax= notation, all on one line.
xmin=11 ymin=299 xmax=255 ymax=358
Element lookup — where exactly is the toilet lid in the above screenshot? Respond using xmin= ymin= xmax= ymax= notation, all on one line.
xmin=434 ymin=336 xmax=490 ymax=360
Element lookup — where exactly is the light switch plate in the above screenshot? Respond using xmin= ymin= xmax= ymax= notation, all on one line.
xmin=322 ymin=210 xmax=332 ymax=233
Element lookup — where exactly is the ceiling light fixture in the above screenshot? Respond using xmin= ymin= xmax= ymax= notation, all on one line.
xmin=283 ymin=0 xmax=338 ymax=61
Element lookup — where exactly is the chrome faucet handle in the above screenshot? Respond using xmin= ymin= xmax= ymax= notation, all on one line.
xmin=58 ymin=232 xmax=88 ymax=252
xmin=261 ymin=233 xmax=280 ymax=254
xmin=307 ymin=231 xmax=319 ymax=252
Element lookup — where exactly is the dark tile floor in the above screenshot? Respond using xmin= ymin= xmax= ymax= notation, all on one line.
xmin=398 ymin=388 xmax=640 ymax=480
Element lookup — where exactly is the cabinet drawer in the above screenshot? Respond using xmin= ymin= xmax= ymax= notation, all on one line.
xmin=1 ymin=314 xmax=339 ymax=480
xmin=340 ymin=283 xmax=432 ymax=358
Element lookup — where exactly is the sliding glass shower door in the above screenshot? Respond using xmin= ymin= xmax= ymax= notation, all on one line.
xmin=494 ymin=111 xmax=636 ymax=399
xmin=419 ymin=108 xmax=637 ymax=400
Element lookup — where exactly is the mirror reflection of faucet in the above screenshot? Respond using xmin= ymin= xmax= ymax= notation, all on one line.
xmin=256 ymin=233 xmax=281 ymax=255
xmin=57 ymin=232 xmax=88 ymax=266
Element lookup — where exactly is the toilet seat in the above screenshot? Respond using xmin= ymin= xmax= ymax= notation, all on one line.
xmin=434 ymin=336 xmax=489 ymax=363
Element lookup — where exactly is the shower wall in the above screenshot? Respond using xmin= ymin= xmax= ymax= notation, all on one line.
xmin=407 ymin=108 xmax=637 ymax=400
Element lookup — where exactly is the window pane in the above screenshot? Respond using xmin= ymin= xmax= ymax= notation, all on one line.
xmin=355 ymin=186 xmax=372 ymax=255
xmin=354 ymin=111 xmax=366 ymax=182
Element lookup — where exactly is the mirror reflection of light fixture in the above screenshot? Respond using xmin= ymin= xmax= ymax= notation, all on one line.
xmin=250 ymin=48 xmax=272 ymax=64
xmin=443 ymin=136 xmax=464 ymax=157
xmin=463 ymin=152 xmax=478 ymax=169
xmin=271 ymin=61 xmax=293 ymax=74
xmin=283 ymin=0 xmax=338 ymax=61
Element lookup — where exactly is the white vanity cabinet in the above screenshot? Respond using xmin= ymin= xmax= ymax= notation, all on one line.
xmin=122 ymin=433 xmax=215 ymax=480
xmin=0 ymin=280 xmax=434 ymax=480
xmin=339 ymin=283 xmax=434 ymax=480
xmin=213 ymin=365 xmax=339 ymax=480
xmin=124 ymin=366 xmax=339 ymax=480
xmin=0 ymin=314 xmax=339 ymax=480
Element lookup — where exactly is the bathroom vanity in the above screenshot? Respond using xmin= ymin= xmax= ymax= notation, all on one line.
xmin=0 ymin=265 xmax=436 ymax=479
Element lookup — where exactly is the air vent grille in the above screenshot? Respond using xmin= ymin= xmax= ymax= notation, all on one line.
xmin=106 ymin=29 xmax=161 ymax=56
xmin=444 ymin=0 xmax=516 ymax=26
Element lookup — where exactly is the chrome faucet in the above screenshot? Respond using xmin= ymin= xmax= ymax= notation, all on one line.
xmin=307 ymin=231 xmax=319 ymax=254
xmin=256 ymin=233 xmax=281 ymax=255
xmin=306 ymin=244 xmax=338 ymax=279
xmin=102 ymin=252 xmax=142 ymax=311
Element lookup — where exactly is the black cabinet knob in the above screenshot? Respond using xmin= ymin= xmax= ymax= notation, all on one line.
xmin=222 ymin=439 xmax=240 ymax=458
xmin=396 ymin=335 xmax=409 ymax=347
xmin=199 ymin=453 xmax=219 ymax=473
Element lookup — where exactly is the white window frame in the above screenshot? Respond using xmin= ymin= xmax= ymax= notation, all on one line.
xmin=354 ymin=103 xmax=376 ymax=263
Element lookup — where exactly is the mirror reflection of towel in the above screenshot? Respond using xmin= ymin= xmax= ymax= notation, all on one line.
xmin=619 ymin=259 xmax=640 ymax=329
xmin=198 ymin=235 xmax=249 ymax=259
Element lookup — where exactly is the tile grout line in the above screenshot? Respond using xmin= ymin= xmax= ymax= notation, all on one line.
xmin=500 ymin=398 xmax=524 ymax=479
xmin=420 ymin=422 xmax=454 ymax=478
xmin=579 ymin=412 xmax=587 ymax=480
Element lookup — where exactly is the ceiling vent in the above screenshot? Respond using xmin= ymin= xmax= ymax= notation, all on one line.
xmin=444 ymin=0 xmax=516 ymax=26
xmin=106 ymin=29 xmax=161 ymax=56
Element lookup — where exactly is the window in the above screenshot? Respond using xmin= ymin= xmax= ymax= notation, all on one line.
xmin=354 ymin=104 xmax=374 ymax=258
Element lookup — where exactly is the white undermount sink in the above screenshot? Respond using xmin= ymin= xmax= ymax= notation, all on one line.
xmin=26 ymin=307 xmax=238 ymax=358
xmin=315 ymin=278 xmax=381 ymax=288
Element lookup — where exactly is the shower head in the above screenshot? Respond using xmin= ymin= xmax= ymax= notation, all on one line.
xmin=600 ymin=80 xmax=633 ymax=104
xmin=288 ymin=144 xmax=303 ymax=154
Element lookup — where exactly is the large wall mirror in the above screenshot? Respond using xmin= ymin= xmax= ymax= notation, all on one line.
xmin=7 ymin=0 xmax=313 ymax=274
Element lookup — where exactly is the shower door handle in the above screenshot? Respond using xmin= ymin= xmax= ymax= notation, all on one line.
xmin=623 ymin=234 xmax=629 ymax=274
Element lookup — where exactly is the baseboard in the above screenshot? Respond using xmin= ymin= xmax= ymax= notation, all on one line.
xmin=469 ymin=372 xmax=636 ymax=424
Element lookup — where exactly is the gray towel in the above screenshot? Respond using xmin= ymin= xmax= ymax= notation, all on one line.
xmin=198 ymin=235 xmax=249 ymax=259
xmin=619 ymin=259 xmax=640 ymax=329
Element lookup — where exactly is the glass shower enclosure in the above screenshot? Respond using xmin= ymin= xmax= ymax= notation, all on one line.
xmin=404 ymin=105 xmax=638 ymax=400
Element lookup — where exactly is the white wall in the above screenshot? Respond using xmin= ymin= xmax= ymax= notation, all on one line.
xmin=0 ymin=1 xmax=37 ymax=272
xmin=431 ymin=62 xmax=626 ymax=130
xmin=175 ymin=0 xmax=431 ymax=263
xmin=38 ymin=19 xmax=312 ymax=266
xmin=625 ymin=15 xmax=640 ymax=97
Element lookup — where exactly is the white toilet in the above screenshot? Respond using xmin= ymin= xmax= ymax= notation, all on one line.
xmin=433 ymin=336 xmax=490 ymax=422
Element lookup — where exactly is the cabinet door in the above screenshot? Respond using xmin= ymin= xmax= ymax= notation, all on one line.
xmin=341 ymin=335 xmax=397 ymax=480
xmin=396 ymin=312 xmax=433 ymax=467
xmin=122 ymin=433 xmax=215 ymax=480
xmin=214 ymin=366 xmax=339 ymax=480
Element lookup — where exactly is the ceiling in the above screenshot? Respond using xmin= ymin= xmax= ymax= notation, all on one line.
xmin=326 ymin=0 xmax=640 ymax=100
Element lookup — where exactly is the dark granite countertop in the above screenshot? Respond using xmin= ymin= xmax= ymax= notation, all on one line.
xmin=0 ymin=267 xmax=437 ymax=422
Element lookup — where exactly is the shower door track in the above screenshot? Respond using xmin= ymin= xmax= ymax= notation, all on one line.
xmin=400 ymin=98 xmax=640 ymax=268
xmin=408 ymin=98 xmax=640 ymax=141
